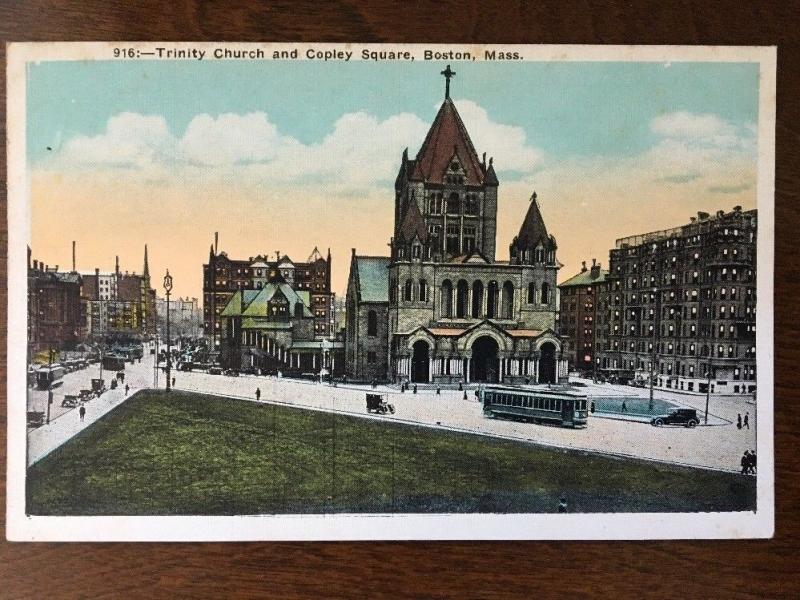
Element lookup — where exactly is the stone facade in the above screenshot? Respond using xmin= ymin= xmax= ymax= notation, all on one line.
xmin=345 ymin=254 xmax=390 ymax=382
xmin=346 ymin=72 xmax=567 ymax=385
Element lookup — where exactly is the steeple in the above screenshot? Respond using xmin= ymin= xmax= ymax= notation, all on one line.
xmin=411 ymin=98 xmax=485 ymax=185
xmin=510 ymin=190 xmax=557 ymax=264
xmin=143 ymin=244 xmax=150 ymax=279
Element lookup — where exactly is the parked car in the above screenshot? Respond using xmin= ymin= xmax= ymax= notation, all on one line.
xmin=223 ymin=368 xmax=240 ymax=376
xmin=208 ymin=366 xmax=223 ymax=375
xmin=651 ymin=408 xmax=700 ymax=428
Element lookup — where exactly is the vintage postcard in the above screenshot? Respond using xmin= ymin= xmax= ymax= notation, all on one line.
xmin=6 ymin=43 xmax=775 ymax=540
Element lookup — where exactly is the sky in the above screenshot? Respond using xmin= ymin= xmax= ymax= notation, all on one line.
xmin=27 ymin=59 xmax=760 ymax=300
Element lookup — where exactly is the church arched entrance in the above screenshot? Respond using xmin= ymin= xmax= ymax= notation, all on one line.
xmin=411 ymin=340 xmax=430 ymax=383
xmin=471 ymin=336 xmax=499 ymax=383
xmin=538 ymin=342 xmax=557 ymax=384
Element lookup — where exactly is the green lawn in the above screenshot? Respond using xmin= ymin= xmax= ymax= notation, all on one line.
xmin=27 ymin=390 xmax=756 ymax=515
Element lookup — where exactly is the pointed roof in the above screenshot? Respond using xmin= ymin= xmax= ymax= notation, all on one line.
xmin=411 ymin=99 xmax=485 ymax=185
xmin=515 ymin=196 xmax=552 ymax=249
xmin=398 ymin=200 xmax=428 ymax=244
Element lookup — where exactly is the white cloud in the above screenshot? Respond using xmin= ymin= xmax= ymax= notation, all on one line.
xmin=44 ymin=100 xmax=545 ymax=189
xmin=649 ymin=110 xmax=751 ymax=149
xmin=451 ymin=99 xmax=544 ymax=172
xmin=178 ymin=112 xmax=297 ymax=166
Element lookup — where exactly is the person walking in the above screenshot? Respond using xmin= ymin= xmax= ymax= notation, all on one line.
xmin=125 ymin=384 xmax=129 ymax=396
xmin=256 ymin=387 xmax=261 ymax=401
xmin=744 ymin=412 xmax=750 ymax=429
xmin=741 ymin=451 xmax=750 ymax=474
xmin=172 ymin=376 xmax=176 ymax=388
xmin=621 ymin=399 xmax=627 ymax=413
xmin=737 ymin=413 xmax=742 ymax=430
xmin=558 ymin=497 xmax=568 ymax=513
xmin=751 ymin=450 xmax=757 ymax=474
xmin=79 ymin=405 xmax=86 ymax=422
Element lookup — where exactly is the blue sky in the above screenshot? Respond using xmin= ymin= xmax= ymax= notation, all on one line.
xmin=27 ymin=60 xmax=758 ymax=165
xmin=27 ymin=58 xmax=761 ymax=298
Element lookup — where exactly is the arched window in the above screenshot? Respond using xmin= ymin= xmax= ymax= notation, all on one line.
xmin=367 ymin=310 xmax=377 ymax=337
xmin=471 ymin=281 xmax=483 ymax=318
xmin=447 ymin=192 xmax=460 ymax=214
xmin=419 ymin=279 xmax=427 ymax=302
xmin=540 ymin=282 xmax=550 ymax=305
xmin=535 ymin=247 xmax=544 ymax=263
xmin=456 ymin=280 xmax=469 ymax=318
xmin=501 ymin=281 xmax=514 ymax=319
xmin=404 ymin=279 xmax=413 ymax=302
xmin=441 ymin=280 xmax=453 ymax=317
xmin=487 ymin=281 xmax=498 ymax=318
xmin=527 ymin=282 xmax=536 ymax=304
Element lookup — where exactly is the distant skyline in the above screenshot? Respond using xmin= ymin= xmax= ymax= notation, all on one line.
xmin=28 ymin=59 xmax=759 ymax=299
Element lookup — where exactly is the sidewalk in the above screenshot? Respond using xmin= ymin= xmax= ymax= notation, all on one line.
xmin=27 ymin=355 xmax=156 ymax=466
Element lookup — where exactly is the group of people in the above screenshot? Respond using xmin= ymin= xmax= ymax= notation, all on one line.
xmin=740 ymin=450 xmax=757 ymax=474
xmin=737 ymin=412 xmax=750 ymax=429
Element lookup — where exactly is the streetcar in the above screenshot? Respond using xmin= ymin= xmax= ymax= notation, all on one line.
xmin=479 ymin=385 xmax=589 ymax=428
xmin=35 ymin=364 xmax=65 ymax=390
xmin=102 ymin=355 xmax=126 ymax=371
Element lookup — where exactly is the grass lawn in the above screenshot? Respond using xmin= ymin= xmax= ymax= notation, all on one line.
xmin=27 ymin=390 xmax=756 ymax=515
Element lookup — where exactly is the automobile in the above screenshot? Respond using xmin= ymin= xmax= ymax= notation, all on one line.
xmin=651 ymin=408 xmax=700 ymax=428
xmin=208 ymin=366 xmax=223 ymax=375
xmin=366 ymin=393 xmax=395 ymax=415
xmin=223 ymin=368 xmax=240 ymax=376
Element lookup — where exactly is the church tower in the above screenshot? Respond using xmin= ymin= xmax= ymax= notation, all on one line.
xmin=392 ymin=65 xmax=499 ymax=263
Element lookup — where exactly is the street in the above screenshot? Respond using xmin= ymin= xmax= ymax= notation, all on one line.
xmin=26 ymin=353 xmax=757 ymax=473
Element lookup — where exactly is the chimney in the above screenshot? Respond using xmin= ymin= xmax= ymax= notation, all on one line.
xmin=33 ymin=259 xmax=38 ymax=271
xmin=690 ymin=217 xmax=696 ymax=223
xmin=72 ymin=241 xmax=76 ymax=272
xmin=733 ymin=205 xmax=742 ymax=212
xmin=482 ymin=152 xmax=486 ymax=168
xmin=214 ymin=232 xmax=219 ymax=254
xmin=581 ymin=261 xmax=587 ymax=272
xmin=716 ymin=210 xmax=725 ymax=218
xmin=115 ymin=255 xmax=120 ymax=279
xmin=591 ymin=259 xmax=601 ymax=278
xmin=697 ymin=211 xmax=710 ymax=220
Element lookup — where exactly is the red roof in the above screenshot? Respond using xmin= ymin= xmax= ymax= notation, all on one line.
xmin=412 ymin=99 xmax=485 ymax=185
xmin=398 ymin=199 xmax=429 ymax=243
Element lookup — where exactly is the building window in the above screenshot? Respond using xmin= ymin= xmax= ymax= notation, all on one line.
xmin=367 ymin=351 xmax=376 ymax=364
xmin=541 ymin=282 xmax=550 ymax=305
xmin=419 ymin=279 xmax=427 ymax=302
xmin=367 ymin=310 xmax=377 ymax=337
xmin=528 ymin=282 xmax=536 ymax=304
xmin=404 ymin=280 xmax=413 ymax=302
xmin=441 ymin=280 xmax=453 ymax=317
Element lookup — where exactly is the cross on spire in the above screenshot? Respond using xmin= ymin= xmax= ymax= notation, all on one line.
xmin=441 ymin=64 xmax=456 ymax=99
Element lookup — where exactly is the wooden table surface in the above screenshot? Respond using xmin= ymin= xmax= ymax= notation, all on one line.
xmin=2 ymin=1 xmax=799 ymax=597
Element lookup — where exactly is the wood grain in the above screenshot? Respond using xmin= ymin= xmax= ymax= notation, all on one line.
xmin=2 ymin=1 xmax=799 ymax=597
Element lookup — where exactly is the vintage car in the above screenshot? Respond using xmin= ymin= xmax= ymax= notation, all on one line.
xmin=651 ymin=408 xmax=700 ymax=428
xmin=208 ymin=366 xmax=223 ymax=375
xmin=61 ymin=394 xmax=81 ymax=408
xmin=366 ymin=393 xmax=395 ymax=415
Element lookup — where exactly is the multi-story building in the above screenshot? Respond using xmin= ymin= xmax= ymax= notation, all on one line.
xmin=27 ymin=251 xmax=83 ymax=353
xmin=346 ymin=69 xmax=567 ymax=384
xmin=203 ymin=242 xmax=335 ymax=348
xmin=156 ymin=296 xmax=203 ymax=339
xmin=596 ymin=206 xmax=757 ymax=395
xmin=80 ymin=247 xmax=156 ymax=340
xmin=558 ymin=259 xmax=607 ymax=373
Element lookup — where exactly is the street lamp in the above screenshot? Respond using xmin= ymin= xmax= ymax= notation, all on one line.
xmin=648 ymin=287 xmax=660 ymax=412
xmin=164 ymin=270 xmax=173 ymax=392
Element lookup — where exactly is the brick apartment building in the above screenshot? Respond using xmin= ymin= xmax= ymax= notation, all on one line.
xmin=558 ymin=259 xmax=607 ymax=373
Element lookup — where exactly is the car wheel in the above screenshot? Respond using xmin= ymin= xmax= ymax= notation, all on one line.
xmin=654 ymin=418 xmax=664 ymax=427
xmin=687 ymin=420 xmax=698 ymax=428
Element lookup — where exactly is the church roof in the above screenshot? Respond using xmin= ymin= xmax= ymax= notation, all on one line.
xmin=353 ymin=256 xmax=390 ymax=303
xmin=515 ymin=196 xmax=554 ymax=249
xmin=398 ymin=199 xmax=428 ymax=243
xmin=411 ymin=99 xmax=485 ymax=185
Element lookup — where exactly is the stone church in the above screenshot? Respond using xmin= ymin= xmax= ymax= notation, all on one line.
xmin=346 ymin=67 xmax=567 ymax=385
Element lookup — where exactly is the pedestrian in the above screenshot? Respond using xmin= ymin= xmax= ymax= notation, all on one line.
xmin=413 ymin=384 xmax=418 ymax=394
xmin=751 ymin=450 xmax=757 ymax=474
xmin=737 ymin=413 xmax=742 ymax=429
xmin=621 ymin=399 xmax=627 ymax=413
xmin=79 ymin=405 xmax=86 ymax=422
xmin=741 ymin=451 xmax=750 ymax=475
xmin=590 ymin=401 xmax=596 ymax=414
xmin=744 ymin=412 xmax=750 ymax=429
xmin=256 ymin=387 xmax=261 ymax=401
xmin=125 ymin=384 xmax=129 ymax=396
xmin=436 ymin=385 xmax=441 ymax=395
xmin=172 ymin=376 xmax=176 ymax=388
xmin=558 ymin=497 xmax=568 ymax=513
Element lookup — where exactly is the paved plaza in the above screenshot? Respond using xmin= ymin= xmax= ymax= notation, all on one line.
xmin=26 ymin=354 xmax=757 ymax=473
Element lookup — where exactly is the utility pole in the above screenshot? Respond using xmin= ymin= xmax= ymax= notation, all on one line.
xmin=164 ymin=270 xmax=173 ymax=392
xmin=649 ymin=287 xmax=660 ymax=412
xmin=704 ymin=360 xmax=713 ymax=425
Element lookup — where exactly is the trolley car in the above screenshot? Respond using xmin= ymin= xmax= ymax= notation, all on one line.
xmin=35 ymin=364 xmax=65 ymax=390
xmin=479 ymin=385 xmax=589 ymax=428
